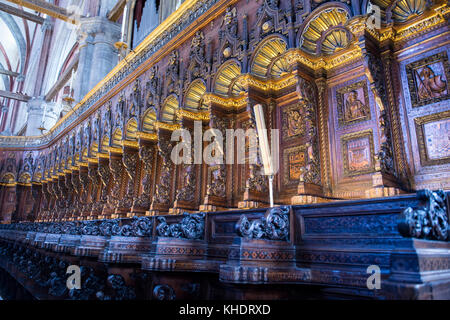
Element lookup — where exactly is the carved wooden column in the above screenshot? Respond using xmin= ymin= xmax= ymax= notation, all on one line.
xmin=29 ymin=184 xmax=42 ymax=222
xmin=171 ymin=119 xmax=203 ymax=214
xmin=315 ymin=77 xmax=331 ymax=195
xmin=70 ymin=171 xmax=81 ymax=221
xmin=289 ymin=74 xmax=327 ymax=204
xmin=380 ymin=49 xmax=410 ymax=188
xmin=78 ymin=168 xmax=91 ymax=220
xmin=38 ymin=182 xmax=50 ymax=222
xmin=237 ymin=104 xmax=269 ymax=209
xmin=88 ymin=164 xmax=102 ymax=219
xmin=56 ymin=177 xmax=68 ymax=221
xmin=117 ymin=148 xmax=139 ymax=217
xmin=200 ymin=113 xmax=228 ymax=211
xmin=97 ymin=158 xmax=111 ymax=219
xmin=107 ymin=155 xmax=124 ymax=219
xmin=11 ymin=185 xmax=24 ymax=223
xmin=62 ymin=174 xmax=73 ymax=221
xmin=132 ymin=143 xmax=155 ymax=215
xmin=49 ymin=180 xmax=59 ymax=221
xmin=149 ymin=130 xmax=175 ymax=216
xmin=362 ymin=51 xmax=405 ymax=198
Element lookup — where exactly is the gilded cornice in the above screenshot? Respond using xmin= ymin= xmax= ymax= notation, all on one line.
xmin=107 ymin=147 xmax=123 ymax=154
xmin=203 ymin=93 xmax=248 ymax=109
xmin=155 ymin=122 xmax=182 ymax=132
xmin=284 ymin=46 xmax=363 ymax=71
xmin=136 ymin=132 xmax=158 ymax=141
xmin=176 ymin=109 xmax=210 ymax=121
xmin=366 ymin=3 xmax=449 ymax=43
xmin=122 ymin=140 xmax=139 ymax=148
xmin=0 ymin=0 xmax=445 ymax=150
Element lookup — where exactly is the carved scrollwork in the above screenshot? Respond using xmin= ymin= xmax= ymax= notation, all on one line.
xmin=156 ymin=213 xmax=205 ymax=240
xmin=120 ymin=216 xmax=153 ymax=237
xmin=166 ymin=50 xmax=180 ymax=96
xmin=146 ymin=66 xmax=159 ymax=108
xmin=236 ymin=206 xmax=290 ymax=241
xmin=96 ymin=274 xmax=136 ymax=300
xmin=398 ymin=190 xmax=449 ymax=241
xmin=153 ymin=284 xmax=176 ymax=300
xmin=99 ymin=219 xmax=121 ymax=237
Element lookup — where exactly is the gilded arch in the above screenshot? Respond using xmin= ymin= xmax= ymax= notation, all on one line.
xmin=125 ymin=118 xmax=138 ymax=141
xmin=250 ymin=35 xmax=290 ymax=78
xmin=213 ymin=60 xmax=245 ymax=97
xmin=160 ymin=95 xmax=179 ymax=123
xmin=297 ymin=4 xmax=352 ymax=56
xmin=142 ymin=107 xmax=157 ymax=133
xmin=184 ymin=79 xmax=208 ymax=111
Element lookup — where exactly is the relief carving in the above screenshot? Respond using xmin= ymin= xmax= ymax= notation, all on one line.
xmin=398 ymin=189 xmax=449 ymax=241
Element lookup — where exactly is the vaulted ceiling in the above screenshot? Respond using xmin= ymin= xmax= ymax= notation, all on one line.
xmin=0 ymin=0 xmax=39 ymax=93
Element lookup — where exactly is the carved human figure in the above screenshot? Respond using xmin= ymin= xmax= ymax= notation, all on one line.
xmin=417 ymin=66 xmax=448 ymax=100
xmin=345 ymin=90 xmax=367 ymax=121
xmin=288 ymin=109 xmax=303 ymax=137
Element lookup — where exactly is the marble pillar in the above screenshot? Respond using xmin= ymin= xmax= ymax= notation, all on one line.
xmin=25 ymin=98 xmax=58 ymax=136
xmin=73 ymin=17 xmax=121 ymax=102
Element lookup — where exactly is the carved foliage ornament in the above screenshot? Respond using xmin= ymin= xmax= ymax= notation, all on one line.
xmin=236 ymin=206 xmax=290 ymax=241
xmin=156 ymin=213 xmax=205 ymax=240
xmin=398 ymin=189 xmax=449 ymax=241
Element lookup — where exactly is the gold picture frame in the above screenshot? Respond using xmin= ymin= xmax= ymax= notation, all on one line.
xmin=406 ymin=52 xmax=450 ymax=108
xmin=415 ymin=110 xmax=450 ymax=166
xmin=336 ymin=80 xmax=371 ymax=127
xmin=341 ymin=130 xmax=375 ymax=176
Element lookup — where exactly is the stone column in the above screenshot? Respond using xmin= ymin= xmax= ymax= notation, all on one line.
xmin=74 ymin=17 xmax=121 ymax=102
xmin=25 ymin=97 xmax=58 ymax=136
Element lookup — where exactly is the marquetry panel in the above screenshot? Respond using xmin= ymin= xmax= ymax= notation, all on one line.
xmin=415 ymin=110 xmax=450 ymax=167
xmin=406 ymin=51 xmax=450 ymax=108
xmin=341 ymin=130 xmax=375 ymax=177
